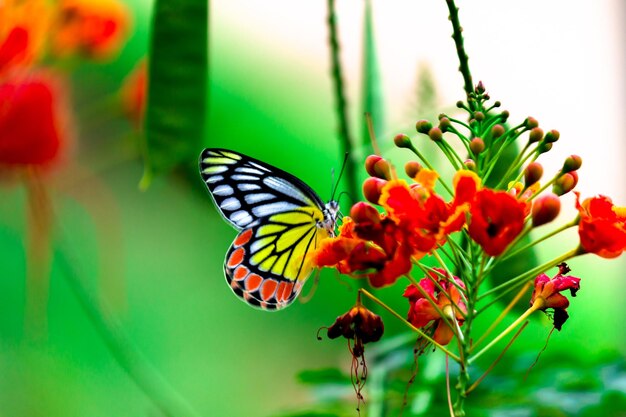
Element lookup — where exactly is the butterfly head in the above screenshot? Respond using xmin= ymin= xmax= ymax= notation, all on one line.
xmin=323 ymin=200 xmax=340 ymax=237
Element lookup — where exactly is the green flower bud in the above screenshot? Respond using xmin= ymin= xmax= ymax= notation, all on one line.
xmin=537 ymin=141 xmax=553 ymax=154
xmin=524 ymin=162 xmax=543 ymax=186
xmin=394 ymin=133 xmax=412 ymax=149
xmin=525 ymin=117 xmax=539 ymax=129
xmin=544 ymin=129 xmax=560 ymax=143
xmin=562 ymin=155 xmax=582 ymax=172
xmin=428 ymin=127 xmax=443 ymax=142
xmin=365 ymin=155 xmax=391 ymax=179
xmin=439 ymin=117 xmax=451 ymax=132
xmin=552 ymin=172 xmax=578 ymax=196
xmin=464 ymin=159 xmax=476 ymax=171
xmin=475 ymin=81 xmax=485 ymax=94
xmin=529 ymin=127 xmax=544 ymax=143
xmin=500 ymin=110 xmax=510 ymax=122
xmin=415 ymin=120 xmax=432 ymax=134
xmin=469 ymin=137 xmax=485 ymax=155
xmin=404 ymin=161 xmax=422 ymax=178
xmin=491 ymin=124 xmax=505 ymax=139
xmin=474 ymin=111 xmax=485 ymax=121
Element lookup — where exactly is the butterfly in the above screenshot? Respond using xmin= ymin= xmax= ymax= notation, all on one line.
xmin=199 ymin=148 xmax=340 ymax=311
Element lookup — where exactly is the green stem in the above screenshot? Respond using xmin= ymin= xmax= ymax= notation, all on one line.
xmin=55 ymin=248 xmax=201 ymax=417
xmin=445 ymin=0 xmax=473 ymax=98
xmin=327 ymin=0 xmax=358 ymax=200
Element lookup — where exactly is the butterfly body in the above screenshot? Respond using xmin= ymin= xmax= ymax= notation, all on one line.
xmin=199 ymin=148 xmax=339 ymax=310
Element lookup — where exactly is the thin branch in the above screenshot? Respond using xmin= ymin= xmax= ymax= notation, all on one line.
xmin=445 ymin=0 xmax=474 ymax=97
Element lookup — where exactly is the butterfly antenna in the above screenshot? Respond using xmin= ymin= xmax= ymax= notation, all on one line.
xmin=330 ymin=152 xmax=350 ymax=201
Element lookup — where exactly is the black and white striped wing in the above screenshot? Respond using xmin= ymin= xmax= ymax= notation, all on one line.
xmin=199 ymin=148 xmax=326 ymax=230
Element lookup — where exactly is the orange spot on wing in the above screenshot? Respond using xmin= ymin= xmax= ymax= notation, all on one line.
xmin=234 ymin=229 xmax=253 ymax=247
xmin=233 ymin=266 xmax=249 ymax=281
xmin=245 ymin=274 xmax=263 ymax=291
xmin=276 ymin=282 xmax=287 ymax=302
xmin=280 ymin=282 xmax=294 ymax=302
xmin=260 ymin=279 xmax=278 ymax=301
xmin=227 ymin=248 xmax=245 ymax=268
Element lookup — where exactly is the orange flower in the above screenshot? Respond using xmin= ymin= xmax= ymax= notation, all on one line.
xmin=575 ymin=192 xmax=626 ymax=258
xmin=310 ymin=202 xmax=413 ymax=288
xmin=53 ymin=0 xmax=130 ymax=60
xmin=530 ymin=263 xmax=580 ymax=330
xmin=468 ymin=189 xmax=526 ymax=256
xmin=403 ymin=268 xmax=467 ymax=345
xmin=0 ymin=74 xmax=68 ymax=168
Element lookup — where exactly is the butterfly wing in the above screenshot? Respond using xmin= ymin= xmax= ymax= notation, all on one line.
xmin=199 ymin=148 xmax=325 ymax=229
xmin=199 ymin=148 xmax=331 ymax=310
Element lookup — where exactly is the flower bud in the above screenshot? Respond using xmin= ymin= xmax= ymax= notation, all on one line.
xmin=456 ymin=100 xmax=465 ymax=108
xmin=404 ymin=161 xmax=422 ymax=178
xmin=474 ymin=111 xmax=485 ymax=122
xmin=469 ymin=137 xmax=485 ymax=155
xmin=524 ymin=162 xmax=543 ymax=186
xmin=415 ymin=119 xmax=432 ymax=134
xmin=475 ymin=81 xmax=485 ymax=94
xmin=438 ymin=117 xmax=451 ymax=132
xmin=491 ymin=124 xmax=505 ymax=139
xmin=464 ymin=159 xmax=476 ymax=171
xmin=537 ymin=141 xmax=553 ymax=154
xmin=544 ymin=129 xmax=560 ymax=143
xmin=552 ymin=171 xmax=578 ymax=196
xmin=528 ymin=127 xmax=544 ymax=143
xmin=531 ymin=193 xmax=561 ymax=227
xmin=500 ymin=110 xmax=510 ymax=122
xmin=562 ymin=155 xmax=582 ymax=173
xmin=493 ymin=101 xmax=501 ymax=108
xmin=428 ymin=127 xmax=443 ymax=142
xmin=393 ymin=133 xmax=412 ymax=149
xmin=350 ymin=202 xmax=380 ymax=225
xmin=525 ymin=117 xmax=539 ymax=129
xmin=365 ymin=155 xmax=391 ymax=179
xmin=362 ymin=177 xmax=387 ymax=204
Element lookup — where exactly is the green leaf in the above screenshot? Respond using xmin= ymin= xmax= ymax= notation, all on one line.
xmin=296 ymin=368 xmax=351 ymax=385
xmin=141 ymin=0 xmax=209 ymax=189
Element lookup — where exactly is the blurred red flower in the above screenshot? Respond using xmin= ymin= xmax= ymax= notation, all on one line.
xmin=575 ymin=193 xmax=626 ymax=258
xmin=530 ymin=264 xmax=580 ymax=330
xmin=53 ymin=0 xmax=130 ymax=60
xmin=403 ymin=268 xmax=467 ymax=345
xmin=121 ymin=59 xmax=147 ymax=127
xmin=468 ymin=189 xmax=526 ymax=256
xmin=0 ymin=75 xmax=67 ymax=167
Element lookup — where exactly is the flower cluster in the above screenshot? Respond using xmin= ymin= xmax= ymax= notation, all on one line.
xmin=315 ymin=82 xmax=625 ymax=407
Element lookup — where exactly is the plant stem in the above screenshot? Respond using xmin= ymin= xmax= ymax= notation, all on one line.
xmin=445 ymin=0 xmax=473 ymax=98
xmin=327 ymin=0 xmax=358 ymax=200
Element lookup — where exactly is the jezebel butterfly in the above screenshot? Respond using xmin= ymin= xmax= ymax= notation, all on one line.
xmin=199 ymin=148 xmax=340 ymax=310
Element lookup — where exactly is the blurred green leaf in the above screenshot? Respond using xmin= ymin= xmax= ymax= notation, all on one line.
xmin=141 ymin=0 xmax=209 ymax=188
xmin=297 ymin=368 xmax=351 ymax=385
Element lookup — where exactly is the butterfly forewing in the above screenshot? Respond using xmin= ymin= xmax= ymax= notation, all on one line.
xmin=199 ymin=148 xmax=325 ymax=230
xmin=199 ymin=148 xmax=335 ymax=310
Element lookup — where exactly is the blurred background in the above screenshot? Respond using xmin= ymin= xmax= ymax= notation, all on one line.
xmin=1 ymin=0 xmax=624 ymax=416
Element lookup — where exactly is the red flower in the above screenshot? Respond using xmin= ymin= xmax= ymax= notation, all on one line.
xmin=0 ymin=74 xmax=67 ymax=167
xmin=310 ymin=202 xmax=413 ymax=288
xmin=53 ymin=0 xmax=130 ymax=60
xmin=575 ymin=192 xmax=626 ymax=259
xmin=468 ymin=189 xmax=526 ymax=256
xmin=403 ymin=268 xmax=467 ymax=345
xmin=530 ymin=263 xmax=580 ymax=330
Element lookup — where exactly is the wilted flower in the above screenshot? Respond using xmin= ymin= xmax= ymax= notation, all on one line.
xmin=326 ymin=304 xmax=384 ymax=357
xmin=530 ymin=263 xmax=580 ymax=330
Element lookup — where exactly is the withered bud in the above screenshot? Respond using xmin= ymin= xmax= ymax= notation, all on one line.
xmin=350 ymin=202 xmax=380 ymax=225
xmin=524 ymin=162 xmax=544 ymax=186
xmin=327 ymin=305 xmax=384 ymax=347
xmin=438 ymin=117 xmax=451 ymax=132
xmin=394 ymin=133 xmax=412 ymax=149
xmin=428 ymin=127 xmax=443 ymax=142
xmin=415 ymin=120 xmax=432 ymax=134
xmin=562 ymin=155 xmax=582 ymax=173
xmin=544 ymin=129 xmax=560 ymax=143
xmin=362 ymin=177 xmax=387 ymax=204
xmin=464 ymin=159 xmax=476 ymax=171
xmin=469 ymin=137 xmax=485 ymax=155
xmin=491 ymin=124 xmax=505 ymax=139
xmin=404 ymin=161 xmax=422 ymax=178
xmin=474 ymin=111 xmax=485 ymax=121
xmin=528 ymin=127 xmax=544 ymax=143
xmin=525 ymin=117 xmax=539 ymax=129
xmin=552 ymin=171 xmax=578 ymax=196
xmin=532 ymin=193 xmax=561 ymax=227
xmin=365 ymin=155 xmax=391 ymax=179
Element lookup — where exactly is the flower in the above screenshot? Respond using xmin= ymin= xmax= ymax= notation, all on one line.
xmin=311 ymin=203 xmax=413 ymax=288
xmin=575 ymin=193 xmax=626 ymax=258
xmin=0 ymin=74 xmax=67 ymax=168
xmin=403 ymin=269 xmax=467 ymax=345
xmin=52 ymin=0 xmax=130 ymax=60
xmin=326 ymin=304 xmax=384 ymax=357
xmin=121 ymin=59 xmax=147 ymax=127
xmin=468 ymin=188 xmax=526 ymax=256
xmin=530 ymin=263 xmax=580 ymax=330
